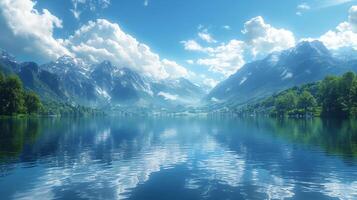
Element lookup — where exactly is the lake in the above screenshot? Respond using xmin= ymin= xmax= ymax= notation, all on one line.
xmin=0 ymin=117 xmax=356 ymax=200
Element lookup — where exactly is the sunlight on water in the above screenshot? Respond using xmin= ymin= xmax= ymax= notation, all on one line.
xmin=0 ymin=117 xmax=356 ymax=200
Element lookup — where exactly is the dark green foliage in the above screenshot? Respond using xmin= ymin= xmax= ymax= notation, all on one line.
xmin=0 ymin=72 xmax=41 ymax=115
xmin=319 ymin=72 xmax=357 ymax=117
xmin=297 ymin=91 xmax=316 ymax=114
xmin=24 ymin=91 xmax=42 ymax=114
xmin=0 ymin=75 xmax=26 ymax=115
xmin=235 ymin=72 xmax=357 ymax=118
xmin=40 ymin=101 xmax=105 ymax=117
xmin=0 ymin=71 xmax=103 ymax=116
xmin=275 ymin=91 xmax=298 ymax=116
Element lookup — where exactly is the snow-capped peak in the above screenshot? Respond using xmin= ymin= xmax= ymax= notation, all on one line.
xmin=55 ymin=55 xmax=77 ymax=65
xmin=292 ymin=40 xmax=331 ymax=57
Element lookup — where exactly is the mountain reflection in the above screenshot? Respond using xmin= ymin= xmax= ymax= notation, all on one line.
xmin=0 ymin=117 xmax=356 ymax=200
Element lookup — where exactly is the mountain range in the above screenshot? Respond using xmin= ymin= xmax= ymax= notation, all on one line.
xmin=0 ymin=51 xmax=205 ymax=111
xmin=206 ymin=40 xmax=357 ymax=108
xmin=1 ymin=40 xmax=357 ymax=112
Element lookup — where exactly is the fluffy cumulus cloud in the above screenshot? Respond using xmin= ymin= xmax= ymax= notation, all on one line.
xmin=161 ymin=59 xmax=188 ymax=79
xmin=242 ymin=16 xmax=296 ymax=58
xmin=318 ymin=5 xmax=357 ymax=50
xmin=0 ymin=0 xmax=71 ymax=61
xmin=181 ymin=39 xmax=245 ymax=76
xmin=182 ymin=16 xmax=295 ymax=76
xmin=64 ymin=19 xmax=187 ymax=79
xmin=0 ymin=0 xmax=188 ymax=80
xmin=197 ymin=40 xmax=245 ymax=76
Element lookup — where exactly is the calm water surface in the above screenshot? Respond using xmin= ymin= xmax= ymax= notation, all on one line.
xmin=0 ymin=117 xmax=356 ymax=200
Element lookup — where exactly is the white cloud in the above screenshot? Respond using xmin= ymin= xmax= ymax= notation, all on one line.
xmin=181 ymin=40 xmax=203 ymax=51
xmin=144 ymin=0 xmax=149 ymax=6
xmin=242 ymin=16 xmax=296 ymax=58
xmin=186 ymin=60 xmax=194 ymax=64
xmin=203 ymin=78 xmax=219 ymax=88
xmin=349 ymin=5 xmax=357 ymax=31
xmin=222 ymin=25 xmax=231 ymax=30
xmin=65 ymin=19 xmax=188 ymax=79
xmin=0 ymin=0 xmax=71 ymax=62
xmin=298 ymin=3 xmax=311 ymax=10
xmin=70 ymin=0 xmax=84 ymax=20
xmin=70 ymin=9 xmax=81 ymax=20
xmin=198 ymin=30 xmax=217 ymax=43
xmin=158 ymin=91 xmax=178 ymax=101
xmin=197 ymin=40 xmax=246 ymax=76
xmin=318 ymin=0 xmax=355 ymax=8
xmin=317 ymin=5 xmax=357 ymax=49
xmin=0 ymin=1 xmax=188 ymax=80
xmin=70 ymin=0 xmax=111 ymax=19
xmin=296 ymin=3 xmax=311 ymax=15
xmin=181 ymin=40 xmax=214 ymax=53
xmin=161 ymin=59 xmax=188 ymax=79
xmin=182 ymin=16 xmax=295 ymax=76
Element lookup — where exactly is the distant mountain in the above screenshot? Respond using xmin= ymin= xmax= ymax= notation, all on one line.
xmin=0 ymin=55 xmax=67 ymax=102
xmin=41 ymin=56 xmax=98 ymax=106
xmin=152 ymin=78 xmax=206 ymax=106
xmin=0 ymin=51 xmax=206 ymax=110
xmin=331 ymin=47 xmax=357 ymax=61
xmin=90 ymin=61 xmax=205 ymax=108
xmin=206 ymin=41 xmax=357 ymax=107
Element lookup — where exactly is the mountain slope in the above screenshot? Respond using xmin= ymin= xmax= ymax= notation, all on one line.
xmin=90 ymin=61 xmax=206 ymax=108
xmin=0 ymin=51 xmax=206 ymax=109
xmin=206 ymin=41 xmax=355 ymax=106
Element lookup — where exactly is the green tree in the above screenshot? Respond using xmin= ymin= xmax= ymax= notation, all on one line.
xmin=339 ymin=72 xmax=355 ymax=114
xmin=0 ymin=75 xmax=26 ymax=115
xmin=24 ymin=91 xmax=42 ymax=114
xmin=350 ymin=77 xmax=357 ymax=116
xmin=275 ymin=91 xmax=298 ymax=116
xmin=298 ymin=90 xmax=317 ymax=115
xmin=319 ymin=76 xmax=343 ymax=117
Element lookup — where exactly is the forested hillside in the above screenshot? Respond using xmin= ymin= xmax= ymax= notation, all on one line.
xmin=0 ymin=71 xmax=41 ymax=115
xmin=0 ymin=71 xmax=104 ymax=117
xmin=233 ymin=72 xmax=357 ymax=118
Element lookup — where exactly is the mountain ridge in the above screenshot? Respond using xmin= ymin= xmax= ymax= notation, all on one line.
xmin=205 ymin=40 xmax=357 ymax=108
xmin=0 ymin=51 xmax=206 ymax=110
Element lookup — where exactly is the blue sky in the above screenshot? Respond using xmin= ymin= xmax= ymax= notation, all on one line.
xmin=1 ymin=0 xmax=357 ymax=87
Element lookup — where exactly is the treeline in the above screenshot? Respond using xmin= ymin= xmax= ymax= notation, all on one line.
xmin=42 ymin=101 xmax=105 ymax=117
xmin=0 ymin=72 xmax=41 ymax=115
xmin=236 ymin=72 xmax=357 ymax=118
xmin=0 ymin=71 xmax=104 ymax=117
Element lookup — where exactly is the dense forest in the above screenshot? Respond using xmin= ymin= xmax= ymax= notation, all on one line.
xmin=0 ymin=72 xmax=41 ymax=115
xmin=235 ymin=72 xmax=357 ymax=118
xmin=0 ymin=71 xmax=104 ymax=117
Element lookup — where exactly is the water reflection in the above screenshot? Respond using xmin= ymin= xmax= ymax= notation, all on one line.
xmin=0 ymin=117 xmax=356 ymax=200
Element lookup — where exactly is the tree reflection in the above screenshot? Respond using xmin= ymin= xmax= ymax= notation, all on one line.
xmin=262 ymin=118 xmax=357 ymax=159
xmin=0 ymin=118 xmax=41 ymax=161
